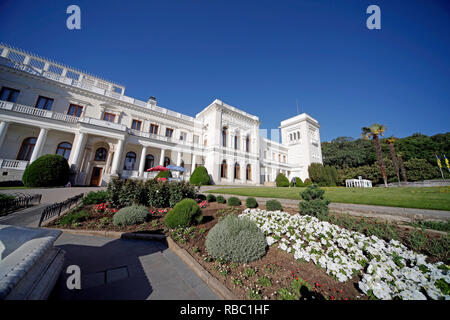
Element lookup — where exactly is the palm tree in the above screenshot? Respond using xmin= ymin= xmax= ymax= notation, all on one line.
xmin=386 ymin=137 xmax=400 ymax=183
xmin=397 ymin=151 xmax=408 ymax=183
xmin=362 ymin=124 xmax=388 ymax=187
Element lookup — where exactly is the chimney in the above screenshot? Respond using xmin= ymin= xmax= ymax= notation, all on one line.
xmin=148 ymin=96 xmax=157 ymax=107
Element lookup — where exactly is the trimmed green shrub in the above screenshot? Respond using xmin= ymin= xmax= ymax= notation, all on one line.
xmin=106 ymin=176 xmax=124 ymax=208
xmin=298 ymin=185 xmax=330 ymax=219
xmin=295 ymin=177 xmax=304 ymax=187
xmin=22 ymin=154 xmax=70 ymax=187
xmin=228 ymin=197 xmax=241 ymax=206
xmin=246 ymin=197 xmax=258 ymax=208
xmin=113 ymin=205 xmax=149 ymax=226
xmin=205 ymin=215 xmax=267 ymax=262
xmin=308 ymin=163 xmax=338 ymax=187
xmin=303 ymin=178 xmax=312 ymax=186
xmin=189 ymin=165 xmax=211 ymax=186
xmin=168 ymin=181 xmax=197 ymax=207
xmin=147 ymin=180 xmax=171 ymax=208
xmin=165 ymin=198 xmax=203 ymax=228
xmin=196 ymin=194 xmax=207 ymax=201
xmin=266 ymin=199 xmax=283 ymax=211
xmin=119 ymin=179 xmax=148 ymax=207
xmin=58 ymin=210 xmax=90 ymax=226
xmin=217 ymin=195 xmax=226 ymax=204
xmin=206 ymin=194 xmax=216 ymax=202
xmin=275 ymin=173 xmax=290 ymax=187
xmin=82 ymin=190 xmax=109 ymax=205
xmin=156 ymin=170 xmax=172 ymax=178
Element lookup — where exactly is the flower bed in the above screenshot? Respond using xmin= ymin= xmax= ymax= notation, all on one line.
xmin=239 ymin=208 xmax=450 ymax=300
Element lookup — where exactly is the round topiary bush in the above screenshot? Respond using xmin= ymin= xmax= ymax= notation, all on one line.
xmin=206 ymin=194 xmax=216 ymax=202
xmin=266 ymin=199 xmax=283 ymax=211
xmin=22 ymin=154 xmax=70 ymax=187
xmin=303 ymin=178 xmax=313 ymax=186
xmin=165 ymin=198 xmax=203 ymax=228
xmin=217 ymin=195 xmax=226 ymax=204
xmin=113 ymin=205 xmax=149 ymax=226
xmin=295 ymin=177 xmax=304 ymax=187
xmin=205 ymin=215 xmax=267 ymax=263
xmin=246 ymin=197 xmax=258 ymax=208
xmin=189 ymin=165 xmax=211 ymax=186
xmin=275 ymin=173 xmax=290 ymax=187
xmin=227 ymin=197 xmax=241 ymax=206
xmin=156 ymin=170 xmax=172 ymax=178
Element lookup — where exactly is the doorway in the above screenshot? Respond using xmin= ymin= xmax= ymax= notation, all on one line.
xmin=90 ymin=167 xmax=103 ymax=186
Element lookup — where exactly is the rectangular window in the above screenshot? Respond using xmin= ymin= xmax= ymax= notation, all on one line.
xmin=193 ymin=135 xmax=199 ymax=144
xmin=165 ymin=128 xmax=173 ymax=137
xmin=150 ymin=124 xmax=159 ymax=134
xmin=103 ymin=112 xmax=116 ymax=122
xmin=0 ymin=87 xmax=20 ymax=102
xmin=131 ymin=119 xmax=142 ymax=131
xmin=67 ymin=104 xmax=83 ymax=117
xmin=180 ymin=131 xmax=187 ymax=141
xmin=35 ymin=96 xmax=54 ymax=110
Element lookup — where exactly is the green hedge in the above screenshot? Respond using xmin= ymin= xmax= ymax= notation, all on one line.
xmin=82 ymin=190 xmax=109 ymax=205
xmin=165 ymin=198 xmax=203 ymax=228
xmin=189 ymin=166 xmax=211 ymax=185
xmin=275 ymin=173 xmax=290 ymax=187
xmin=22 ymin=154 xmax=70 ymax=187
xmin=206 ymin=194 xmax=216 ymax=202
xmin=156 ymin=170 xmax=172 ymax=178
xmin=246 ymin=197 xmax=258 ymax=208
xmin=266 ymin=199 xmax=283 ymax=211
xmin=217 ymin=195 xmax=226 ymax=204
xmin=227 ymin=197 xmax=241 ymax=206
xmin=299 ymin=185 xmax=330 ymax=219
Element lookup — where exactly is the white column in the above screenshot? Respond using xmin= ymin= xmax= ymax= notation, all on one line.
xmin=176 ymin=151 xmax=182 ymax=166
xmin=0 ymin=121 xmax=9 ymax=150
xmin=191 ymin=154 xmax=197 ymax=173
xmin=30 ymin=128 xmax=48 ymax=163
xmin=69 ymin=132 xmax=87 ymax=170
xmin=159 ymin=149 xmax=165 ymax=166
xmin=111 ymin=139 xmax=125 ymax=175
xmin=139 ymin=146 xmax=147 ymax=177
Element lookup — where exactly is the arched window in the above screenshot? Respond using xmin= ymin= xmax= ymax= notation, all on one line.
xmin=297 ymin=132 xmax=300 ymax=139
xmin=246 ymin=136 xmax=250 ymax=152
xmin=124 ymin=152 xmax=137 ymax=170
xmin=221 ymin=160 xmax=227 ymax=178
xmin=95 ymin=148 xmax=108 ymax=161
xmin=234 ymin=162 xmax=240 ymax=179
xmin=56 ymin=142 xmax=72 ymax=160
xmin=246 ymin=164 xmax=252 ymax=180
xmin=222 ymin=127 xmax=227 ymax=147
xmin=144 ymin=154 xmax=154 ymax=170
xmin=17 ymin=137 xmax=36 ymax=161
xmin=164 ymin=157 xmax=170 ymax=167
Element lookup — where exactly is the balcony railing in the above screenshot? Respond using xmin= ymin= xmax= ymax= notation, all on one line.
xmin=0 ymin=159 xmax=28 ymax=170
xmin=0 ymin=100 xmax=79 ymax=123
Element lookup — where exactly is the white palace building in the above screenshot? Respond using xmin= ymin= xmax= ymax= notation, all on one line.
xmin=0 ymin=44 xmax=323 ymax=186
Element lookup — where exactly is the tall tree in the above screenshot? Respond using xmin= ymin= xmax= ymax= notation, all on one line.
xmin=362 ymin=124 xmax=388 ymax=187
xmin=386 ymin=137 xmax=400 ymax=183
xmin=397 ymin=151 xmax=407 ymax=182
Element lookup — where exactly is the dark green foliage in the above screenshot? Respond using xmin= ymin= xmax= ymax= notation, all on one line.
xmin=196 ymin=194 xmax=207 ymax=201
xmin=119 ymin=179 xmax=148 ymax=207
xmin=156 ymin=170 xmax=172 ymax=178
xmin=82 ymin=190 xmax=109 ymax=205
xmin=294 ymin=177 xmax=304 ymax=187
xmin=266 ymin=199 xmax=283 ymax=211
xmin=189 ymin=165 xmax=211 ymax=185
xmin=303 ymin=178 xmax=312 ymax=186
xmin=227 ymin=197 xmax=241 ymax=206
xmin=205 ymin=215 xmax=267 ymax=262
xmin=147 ymin=180 xmax=171 ymax=208
xmin=113 ymin=205 xmax=149 ymax=226
xmin=168 ymin=181 xmax=197 ymax=207
xmin=308 ymin=163 xmax=338 ymax=186
xmin=275 ymin=173 xmax=290 ymax=187
xmin=165 ymin=198 xmax=203 ymax=228
xmin=22 ymin=154 xmax=70 ymax=187
xmin=299 ymin=185 xmax=330 ymax=219
xmin=412 ymin=220 xmax=450 ymax=233
xmin=246 ymin=197 xmax=258 ymax=208
xmin=58 ymin=210 xmax=90 ymax=226
xmin=217 ymin=195 xmax=226 ymax=204
xmin=206 ymin=194 xmax=216 ymax=202
xmin=106 ymin=176 xmax=124 ymax=207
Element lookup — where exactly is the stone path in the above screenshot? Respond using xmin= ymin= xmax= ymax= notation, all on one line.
xmin=49 ymin=232 xmax=220 ymax=300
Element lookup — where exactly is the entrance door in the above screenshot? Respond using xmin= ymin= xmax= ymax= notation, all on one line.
xmin=90 ymin=167 xmax=103 ymax=186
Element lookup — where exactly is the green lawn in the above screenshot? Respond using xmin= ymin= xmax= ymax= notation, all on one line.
xmin=206 ymin=186 xmax=450 ymax=211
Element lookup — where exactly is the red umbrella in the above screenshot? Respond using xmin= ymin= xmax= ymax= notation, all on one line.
xmin=147 ymin=165 xmax=169 ymax=172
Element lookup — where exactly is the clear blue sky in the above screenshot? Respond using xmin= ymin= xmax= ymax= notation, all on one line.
xmin=0 ymin=0 xmax=449 ymax=142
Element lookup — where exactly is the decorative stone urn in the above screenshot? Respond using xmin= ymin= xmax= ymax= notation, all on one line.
xmin=0 ymin=225 xmax=65 ymax=300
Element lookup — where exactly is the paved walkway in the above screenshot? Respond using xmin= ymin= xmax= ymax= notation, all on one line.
xmin=0 ymin=187 xmax=106 ymax=228
xmin=200 ymin=186 xmax=450 ymax=221
xmin=49 ymin=232 xmax=220 ymax=300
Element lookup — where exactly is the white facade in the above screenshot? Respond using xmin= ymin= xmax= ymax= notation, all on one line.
xmin=0 ymin=44 xmax=322 ymax=186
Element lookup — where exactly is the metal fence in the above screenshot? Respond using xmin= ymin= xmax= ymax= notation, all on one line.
xmin=38 ymin=193 xmax=84 ymax=227
xmin=0 ymin=193 xmax=42 ymax=216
